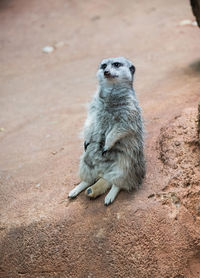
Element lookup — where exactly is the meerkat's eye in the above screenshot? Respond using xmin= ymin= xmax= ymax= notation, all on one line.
xmin=101 ymin=63 xmax=107 ymax=70
xmin=112 ymin=62 xmax=123 ymax=68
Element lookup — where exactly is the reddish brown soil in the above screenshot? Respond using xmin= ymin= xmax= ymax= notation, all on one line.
xmin=0 ymin=0 xmax=200 ymax=277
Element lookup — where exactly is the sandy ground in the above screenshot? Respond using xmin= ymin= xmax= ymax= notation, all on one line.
xmin=0 ymin=0 xmax=200 ymax=277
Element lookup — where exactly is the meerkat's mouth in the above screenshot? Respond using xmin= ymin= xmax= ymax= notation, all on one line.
xmin=106 ymin=76 xmax=118 ymax=80
xmin=104 ymin=74 xmax=118 ymax=79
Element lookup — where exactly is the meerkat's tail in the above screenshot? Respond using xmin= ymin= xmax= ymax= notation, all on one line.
xmin=85 ymin=178 xmax=111 ymax=199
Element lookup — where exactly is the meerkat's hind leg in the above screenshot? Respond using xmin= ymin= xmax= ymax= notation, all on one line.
xmin=85 ymin=178 xmax=111 ymax=199
xmin=104 ymin=184 xmax=120 ymax=206
xmin=68 ymin=181 xmax=90 ymax=199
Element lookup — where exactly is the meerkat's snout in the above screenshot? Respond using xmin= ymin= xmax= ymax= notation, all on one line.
xmin=104 ymin=70 xmax=111 ymax=78
xmin=103 ymin=67 xmax=119 ymax=79
xmin=104 ymin=70 xmax=117 ymax=79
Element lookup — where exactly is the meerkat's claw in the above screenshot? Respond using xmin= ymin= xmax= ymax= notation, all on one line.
xmin=84 ymin=141 xmax=90 ymax=151
xmin=102 ymin=148 xmax=108 ymax=156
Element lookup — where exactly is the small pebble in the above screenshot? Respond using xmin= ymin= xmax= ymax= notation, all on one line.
xmin=0 ymin=127 xmax=5 ymax=132
xmin=116 ymin=213 xmax=121 ymax=219
xmin=36 ymin=183 xmax=40 ymax=188
xmin=148 ymin=193 xmax=155 ymax=198
xmin=179 ymin=19 xmax=197 ymax=26
xmin=179 ymin=19 xmax=192 ymax=26
xmin=91 ymin=15 xmax=100 ymax=21
xmin=192 ymin=21 xmax=198 ymax=26
xmin=175 ymin=141 xmax=180 ymax=146
xmin=42 ymin=46 xmax=54 ymax=53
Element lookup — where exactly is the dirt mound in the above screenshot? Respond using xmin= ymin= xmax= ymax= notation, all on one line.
xmin=156 ymin=107 xmax=200 ymax=277
xmin=158 ymin=108 xmax=200 ymax=216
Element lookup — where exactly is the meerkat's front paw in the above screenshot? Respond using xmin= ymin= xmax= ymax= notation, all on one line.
xmin=104 ymin=185 xmax=120 ymax=206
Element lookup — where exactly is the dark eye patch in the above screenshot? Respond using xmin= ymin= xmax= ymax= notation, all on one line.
xmin=101 ymin=63 xmax=107 ymax=70
xmin=112 ymin=62 xmax=123 ymax=68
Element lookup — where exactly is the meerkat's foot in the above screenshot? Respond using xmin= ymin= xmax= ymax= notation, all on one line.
xmin=68 ymin=181 xmax=90 ymax=199
xmin=85 ymin=178 xmax=111 ymax=199
xmin=104 ymin=184 xmax=120 ymax=206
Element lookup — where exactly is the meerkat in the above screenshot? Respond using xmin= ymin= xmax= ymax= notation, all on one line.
xmin=68 ymin=57 xmax=145 ymax=205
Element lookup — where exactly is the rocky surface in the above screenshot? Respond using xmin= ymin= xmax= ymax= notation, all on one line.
xmin=156 ymin=108 xmax=200 ymax=278
xmin=0 ymin=0 xmax=200 ymax=277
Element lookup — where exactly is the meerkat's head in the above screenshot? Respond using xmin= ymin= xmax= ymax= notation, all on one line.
xmin=97 ymin=57 xmax=135 ymax=88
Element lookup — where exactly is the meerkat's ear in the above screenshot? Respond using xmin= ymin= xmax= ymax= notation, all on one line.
xmin=129 ymin=65 xmax=135 ymax=75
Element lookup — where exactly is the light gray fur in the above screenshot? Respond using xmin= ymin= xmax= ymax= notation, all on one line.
xmin=69 ymin=57 xmax=145 ymax=204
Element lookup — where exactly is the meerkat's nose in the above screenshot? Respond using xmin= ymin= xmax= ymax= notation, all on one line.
xmin=104 ymin=71 xmax=111 ymax=77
